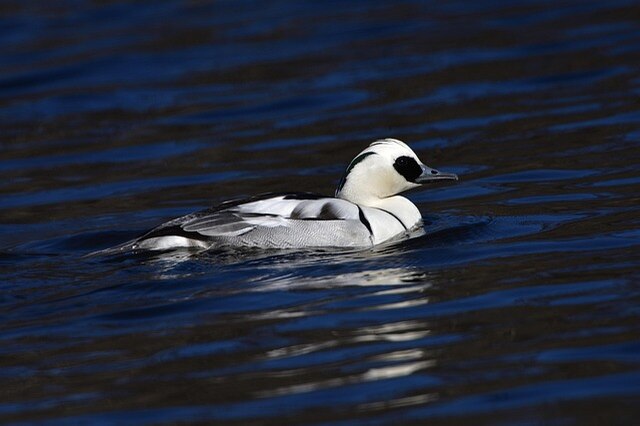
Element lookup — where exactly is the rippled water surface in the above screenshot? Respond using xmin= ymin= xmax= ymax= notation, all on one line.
xmin=2 ymin=1 xmax=640 ymax=424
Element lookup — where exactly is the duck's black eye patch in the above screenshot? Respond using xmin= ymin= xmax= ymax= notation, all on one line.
xmin=393 ymin=156 xmax=422 ymax=182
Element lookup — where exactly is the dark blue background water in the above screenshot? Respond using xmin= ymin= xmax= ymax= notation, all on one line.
xmin=1 ymin=0 xmax=640 ymax=424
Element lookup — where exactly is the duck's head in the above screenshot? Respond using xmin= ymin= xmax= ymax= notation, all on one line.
xmin=335 ymin=138 xmax=458 ymax=205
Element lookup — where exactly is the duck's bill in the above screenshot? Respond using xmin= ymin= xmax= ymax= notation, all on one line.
xmin=415 ymin=165 xmax=459 ymax=183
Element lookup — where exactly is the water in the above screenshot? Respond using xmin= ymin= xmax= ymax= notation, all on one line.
xmin=1 ymin=0 xmax=639 ymax=424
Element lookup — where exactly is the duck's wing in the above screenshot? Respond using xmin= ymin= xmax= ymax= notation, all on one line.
xmin=135 ymin=192 xmax=371 ymax=248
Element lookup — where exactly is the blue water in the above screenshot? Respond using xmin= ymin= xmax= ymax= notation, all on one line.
xmin=1 ymin=0 xmax=640 ymax=424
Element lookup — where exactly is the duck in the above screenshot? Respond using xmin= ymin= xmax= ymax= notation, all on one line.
xmin=114 ymin=138 xmax=458 ymax=252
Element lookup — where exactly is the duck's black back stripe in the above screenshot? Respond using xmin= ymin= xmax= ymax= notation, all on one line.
xmin=357 ymin=207 xmax=373 ymax=235
xmin=282 ymin=192 xmax=327 ymax=200
xmin=217 ymin=191 xmax=327 ymax=210
xmin=377 ymin=208 xmax=408 ymax=231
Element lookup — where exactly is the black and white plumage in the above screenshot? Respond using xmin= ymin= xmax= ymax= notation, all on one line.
xmin=115 ymin=138 xmax=458 ymax=252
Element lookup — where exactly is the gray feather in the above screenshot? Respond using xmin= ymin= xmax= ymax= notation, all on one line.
xmin=133 ymin=193 xmax=374 ymax=249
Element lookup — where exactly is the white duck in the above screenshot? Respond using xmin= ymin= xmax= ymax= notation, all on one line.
xmin=118 ymin=138 xmax=458 ymax=251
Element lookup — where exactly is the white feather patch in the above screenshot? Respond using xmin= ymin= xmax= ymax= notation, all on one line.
xmin=137 ymin=236 xmax=209 ymax=250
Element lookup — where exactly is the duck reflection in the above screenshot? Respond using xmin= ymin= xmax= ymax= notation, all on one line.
xmin=247 ymin=266 xmax=440 ymax=406
xmin=110 ymin=233 xmax=445 ymax=412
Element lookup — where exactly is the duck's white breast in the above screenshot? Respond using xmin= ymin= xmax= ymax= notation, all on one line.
xmin=360 ymin=207 xmax=411 ymax=245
